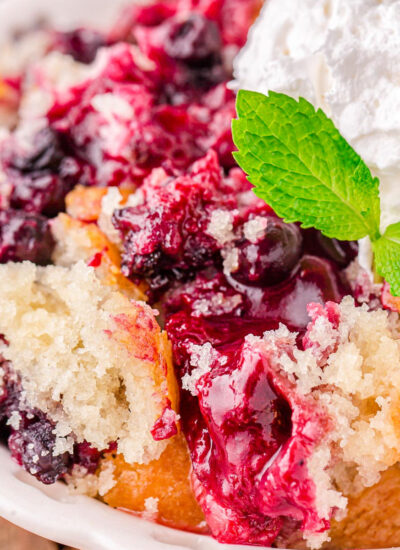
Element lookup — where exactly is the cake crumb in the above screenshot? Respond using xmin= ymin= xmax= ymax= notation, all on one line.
xmin=142 ymin=496 xmax=159 ymax=520
xmin=222 ymin=246 xmax=239 ymax=275
xmin=53 ymin=435 xmax=74 ymax=457
xmin=0 ymin=260 xmax=173 ymax=465
xmin=262 ymin=296 xmax=400 ymax=546
xmin=66 ymin=465 xmax=99 ymax=497
xmin=192 ymin=292 xmax=242 ymax=317
xmin=243 ymin=216 xmax=268 ymax=243
xmin=97 ymin=187 xmax=125 ymax=245
xmin=91 ymin=93 xmax=134 ymax=121
xmin=182 ymin=343 xmax=225 ymax=396
xmin=7 ymin=410 xmax=22 ymax=430
xmin=97 ymin=461 xmax=117 ymax=497
xmin=206 ymin=209 xmax=235 ymax=245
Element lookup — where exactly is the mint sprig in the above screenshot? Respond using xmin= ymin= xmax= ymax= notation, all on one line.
xmin=232 ymin=90 xmax=400 ymax=296
xmin=373 ymin=223 xmax=400 ymax=296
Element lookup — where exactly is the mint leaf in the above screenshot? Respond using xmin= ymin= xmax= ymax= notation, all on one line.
xmin=373 ymin=222 xmax=400 ymax=296
xmin=232 ymin=90 xmax=381 ymax=241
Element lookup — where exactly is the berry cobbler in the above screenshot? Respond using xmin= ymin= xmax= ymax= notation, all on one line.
xmin=2 ymin=1 xmax=400 ymax=549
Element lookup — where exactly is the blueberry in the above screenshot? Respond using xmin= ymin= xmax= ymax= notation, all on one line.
xmin=10 ymin=128 xmax=63 ymax=173
xmin=314 ymin=233 xmax=358 ymax=267
xmin=8 ymin=419 xmax=71 ymax=485
xmin=57 ymin=28 xmax=106 ymax=64
xmin=165 ymin=14 xmax=222 ymax=63
xmin=5 ymin=128 xmax=74 ymax=216
xmin=8 ymin=172 xmax=72 ymax=217
xmin=232 ymin=217 xmax=303 ymax=286
xmin=0 ymin=209 xmax=54 ymax=265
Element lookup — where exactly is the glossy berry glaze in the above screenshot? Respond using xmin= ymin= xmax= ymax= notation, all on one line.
xmin=163 ymin=247 xmax=351 ymax=542
xmin=0 ymin=0 xmax=361 ymax=544
xmin=119 ymin=143 xmax=354 ymax=542
xmin=179 ymin=343 xmax=332 ymax=545
xmin=113 ymin=150 xmax=265 ymax=294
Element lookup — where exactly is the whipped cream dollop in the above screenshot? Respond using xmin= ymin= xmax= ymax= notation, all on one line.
xmin=234 ymin=0 xmax=400 ymax=230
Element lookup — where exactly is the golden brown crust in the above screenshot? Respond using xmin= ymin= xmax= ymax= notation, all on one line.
xmin=65 ymin=185 xmax=135 ymax=222
xmin=49 ymin=210 xmax=190 ymax=518
xmin=65 ymin=186 xmax=108 ymax=222
xmin=0 ymin=78 xmax=19 ymax=128
xmin=101 ymin=435 xmax=205 ymax=533
xmin=329 ymin=466 xmax=400 ymax=549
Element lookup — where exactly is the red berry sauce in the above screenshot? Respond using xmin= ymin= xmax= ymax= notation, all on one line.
xmin=159 ymin=161 xmax=353 ymax=542
xmin=164 ymin=256 xmax=347 ymax=543
xmin=0 ymin=0 xmax=360 ymax=544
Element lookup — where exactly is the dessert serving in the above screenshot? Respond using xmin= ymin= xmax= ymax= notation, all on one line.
xmin=2 ymin=0 xmax=400 ymax=549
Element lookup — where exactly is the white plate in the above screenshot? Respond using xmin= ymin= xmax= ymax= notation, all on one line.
xmin=0 ymin=0 xmax=271 ymax=549
xmin=0 ymin=445 xmax=255 ymax=550
xmin=0 ymin=445 xmax=191 ymax=550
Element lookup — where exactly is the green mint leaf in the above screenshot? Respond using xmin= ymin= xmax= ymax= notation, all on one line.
xmin=232 ymin=90 xmax=381 ymax=242
xmin=373 ymin=222 xmax=400 ymax=296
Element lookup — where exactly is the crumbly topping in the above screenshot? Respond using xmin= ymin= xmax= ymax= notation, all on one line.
xmin=206 ymin=209 xmax=235 ymax=245
xmin=91 ymin=93 xmax=134 ymax=121
xmin=6 ymin=410 xmax=22 ymax=430
xmin=182 ymin=343 xmax=226 ymax=396
xmin=0 ymin=260 xmax=172 ymax=464
xmin=259 ymin=296 xmax=400 ymax=546
xmin=142 ymin=496 xmax=159 ymax=520
xmin=97 ymin=460 xmax=117 ymax=497
xmin=125 ymin=188 xmax=145 ymax=208
xmin=97 ymin=187 xmax=125 ymax=245
xmin=97 ymin=187 xmax=145 ymax=246
xmin=192 ymin=292 xmax=242 ymax=317
xmin=243 ymin=216 xmax=268 ymax=243
xmin=222 ymin=246 xmax=239 ymax=275
xmin=53 ymin=434 xmax=75 ymax=457
xmin=0 ymin=30 xmax=51 ymax=78
xmin=34 ymin=50 xmax=93 ymax=90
